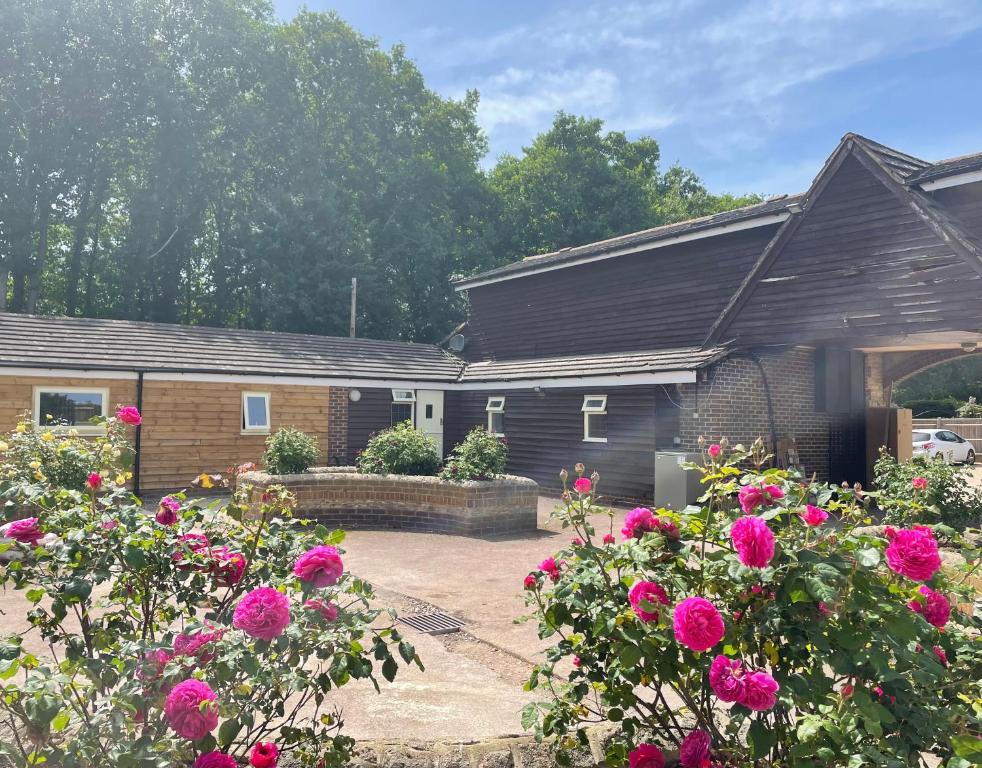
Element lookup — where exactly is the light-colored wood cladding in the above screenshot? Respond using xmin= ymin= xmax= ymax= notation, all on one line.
xmin=138 ymin=381 xmax=330 ymax=490
xmin=0 ymin=375 xmax=332 ymax=492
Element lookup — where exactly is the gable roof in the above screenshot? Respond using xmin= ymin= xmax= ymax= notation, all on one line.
xmin=453 ymin=195 xmax=799 ymax=291
xmin=908 ymin=150 xmax=982 ymax=185
xmin=705 ymin=133 xmax=982 ymax=346
xmin=0 ymin=313 xmax=465 ymax=382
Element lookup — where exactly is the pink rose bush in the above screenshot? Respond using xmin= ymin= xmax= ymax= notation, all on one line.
xmin=0 ymin=419 xmax=418 ymax=766
xmin=116 ymin=405 xmax=143 ymax=426
xmin=525 ymin=445 xmax=980 ymax=767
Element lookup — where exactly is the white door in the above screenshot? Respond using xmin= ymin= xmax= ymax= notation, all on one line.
xmin=415 ymin=390 xmax=444 ymax=458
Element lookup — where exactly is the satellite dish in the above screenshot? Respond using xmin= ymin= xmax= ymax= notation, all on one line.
xmin=448 ymin=334 xmax=467 ymax=352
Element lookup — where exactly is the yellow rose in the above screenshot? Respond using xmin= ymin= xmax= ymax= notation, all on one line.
xmin=29 ymin=460 xmax=41 ymax=470
xmin=0 ymin=441 xmax=8 ymax=452
xmin=115 ymin=474 xmax=127 ymax=486
xmin=41 ymin=432 xmax=54 ymax=442
xmin=34 ymin=471 xmax=46 ymax=481
xmin=15 ymin=423 xmax=27 ymax=433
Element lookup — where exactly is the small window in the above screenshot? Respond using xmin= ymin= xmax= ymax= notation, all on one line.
xmin=486 ymin=396 xmax=505 ymax=436
xmin=242 ymin=392 xmax=271 ymax=433
xmin=391 ymin=389 xmax=415 ymax=426
xmin=33 ymin=387 xmax=109 ymax=432
xmin=582 ymin=394 xmax=608 ymax=442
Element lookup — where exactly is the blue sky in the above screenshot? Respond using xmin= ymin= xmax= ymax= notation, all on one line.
xmin=272 ymin=0 xmax=982 ymax=196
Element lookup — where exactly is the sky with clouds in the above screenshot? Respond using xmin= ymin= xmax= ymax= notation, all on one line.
xmin=271 ymin=0 xmax=982 ymax=196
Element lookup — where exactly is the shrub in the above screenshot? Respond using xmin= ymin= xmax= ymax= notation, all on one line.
xmin=521 ymin=440 xmax=982 ymax=768
xmin=0 ymin=414 xmax=114 ymax=491
xmin=0 ymin=413 xmax=419 ymax=767
xmin=263 ymin=426 xmax=319 ymax=474
xmin=439 ymin=427 xmax=508 ymax=481
xmin=356 ymin=421 xmax=440 ymax=476
xmin=957 ymin=396 xmax=982 ymax=418
xmin=873 ymin=450 xmax=982 ymax=530
xmin=895 ymin=397 xmax=961 ymax=418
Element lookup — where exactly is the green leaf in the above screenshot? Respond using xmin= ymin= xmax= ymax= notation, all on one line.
xmin=951 ymin=735 xmax=982 ymax=762
xmin=51 ymin=711 xmax=70 ymax=733
xmin=748 ymin=719 xmax=776 ymax=759
xmin=218 ymin=718 xmax=241 ymax=747
xmin=856 ymin=548 xmax=880 ymax=568
xmin=381 ymin=656 xmax=398 ymax=683
xmin=398 ymin=641 xmax=415 ymax=664
xmin=618 ymin=644 xmax=643 ymax=668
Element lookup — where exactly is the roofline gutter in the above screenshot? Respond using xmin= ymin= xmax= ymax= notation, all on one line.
xmin=453 ymin=210 xmax=792 ymax=292
xmin=917 ymin=169 xmax=982 ymax=191
xmin=0 ymin=364 xmax=701 ymax=390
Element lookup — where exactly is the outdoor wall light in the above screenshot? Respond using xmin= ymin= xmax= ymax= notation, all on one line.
xmin=786 ymin=201 xmax=804 ymax=214
xmin=348 ymin=388 xmax=362 ymax=402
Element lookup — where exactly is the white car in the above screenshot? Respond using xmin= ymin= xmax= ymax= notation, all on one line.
xmin=912 ymin=429 xmax=976 ymax=464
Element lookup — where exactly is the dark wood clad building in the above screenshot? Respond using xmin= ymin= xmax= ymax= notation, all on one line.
xmin=1 ymin=133 xmax=980 ymax=501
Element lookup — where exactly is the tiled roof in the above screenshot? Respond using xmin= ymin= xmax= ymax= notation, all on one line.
xmin=0 ymin=313 xmax=464 ymax=381
xmin=848 ymin=134 xmax=929 ymax=180
xmin=908 ymin=151 xmax=982 ymax=184
xmin=453 ymin=195 xmax=801 ymax=288
xmin=458 ymin=347 xmax=727 ymax=382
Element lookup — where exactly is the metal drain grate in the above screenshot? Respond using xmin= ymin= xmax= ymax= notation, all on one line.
xmin=398 ymin=611 xmax=464 ymax=635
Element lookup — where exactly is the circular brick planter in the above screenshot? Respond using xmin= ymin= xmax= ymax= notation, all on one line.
xmin=241 ymin=467 xmax=539 ymax=537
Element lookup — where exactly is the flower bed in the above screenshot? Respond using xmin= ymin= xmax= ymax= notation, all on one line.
xmin=241 ymin=467 xmax=539 ymax=536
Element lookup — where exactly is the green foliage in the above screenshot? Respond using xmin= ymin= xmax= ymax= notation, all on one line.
xmin=356 ymin=422 xmax=441 ymax=476
xmin=1 ymin=6 xmax=756 ymax=339
xmin=439 ymin=427 xmax=508 ymax=481
xmin=263 ymin=427 xmax=320 ymax=475
xmin=0 ymin=414 xmax=127 ymax=491
xmin=896 ymin=397 xmax=963 ymax=418
xmin=873 ymin=450 xmax=982 ymax=530
xmin=893 ymin=355 xmax=982 ymax=406
xmin=957 ymin=397 xmax=982 ymax=418
xmin=521 ymin=440 xmax=982 ymax=767
xmin=0 ymin=421 xmax=419 ymax=767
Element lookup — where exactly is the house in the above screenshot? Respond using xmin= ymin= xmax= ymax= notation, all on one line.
xmin=1 ymin=133 xmax=981 ymax=500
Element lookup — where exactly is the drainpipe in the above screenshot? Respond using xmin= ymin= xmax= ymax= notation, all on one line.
xmin=133 ymin=371 xmax=144 ymax=497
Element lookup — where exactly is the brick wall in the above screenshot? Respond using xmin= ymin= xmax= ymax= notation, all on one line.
xmin=677 ymin=347 xmax=833 ymax=479
xmin=327 ymin=387 xmax=349 ymax=464
xmin=243 ymin=468 xmax=539 ymax=537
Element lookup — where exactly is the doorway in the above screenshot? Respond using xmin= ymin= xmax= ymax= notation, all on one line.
xmin=415 ymin=390 xmax=445 ymax=457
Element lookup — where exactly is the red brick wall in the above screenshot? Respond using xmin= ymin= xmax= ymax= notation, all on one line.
xmin=327 ymin=387 xmax=349 ymax=464
xmin=678 ymin=347 xmax=833 ymax=479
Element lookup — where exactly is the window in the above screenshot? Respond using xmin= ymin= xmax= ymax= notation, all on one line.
xmin=582 ymin=394 xmax=608 ymax=442
xmin=33 ymin=387 xmax=109 ymax=432
xmin=241 ymin=392 xmax=271 ymax=433
xmin=486 ymin=396 xmax=505 ymax=436
xmin=391 ymin=389 xmax=415 ymax=425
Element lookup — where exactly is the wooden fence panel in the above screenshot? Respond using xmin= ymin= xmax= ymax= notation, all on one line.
xmin=912 ymin=418 xmax=982 ymax=442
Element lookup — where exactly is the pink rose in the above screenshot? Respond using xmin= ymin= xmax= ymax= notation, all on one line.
xmin=673 ymin=597 xmax=725 ymax=652
xmin=210 ymin=546 xmax=247 ymax=586
xmin=523 ymin=573 xmax=538 ymax=589
xmin=738 ymin=484 xmax=784 ymax=514
xmin=709 ymin=654 xmax=745 ymax=702
xmin=2 ymin=518 xmax=44 ymax=545
xmin=730 ymin=516 xmax=775 ymax=568
xmin=800 ymin=504 xmax=828 ymax=526
xmin=304 ymin=598 xmax=338 ymax=622
xmin=250 ymin=742 xmax=280 ymax=768
xmin=164 ymin=679 xmax=218 ymax=740
xmin=293 ymin=545 xmax=344 ymax=587
xmin=841 ymin=683 xmax=854 ymax=698
xmin=116 ymin=406 xmax=142 ymax=426
xmin=912 ymin=476 xmax=928 ymax=491
xmin=101 ymin=519 xmax=119 ymax=531
xmin=195 ymin=752 xmax=237 ymax=768
xmin=86 ymin=472 xmax=102 ymax=490
xmin=739 ymin=670 xmax=780 ymax=711
xmin=628 ymin=744 xmax=665 ymax=768
xmin=679 ymin=730 xmax=711 ymax=768
xmin=932 ymin=645 xmax=949 ymax=666
xmin=909 ymin=586 xmax=950 ymax=628
xmin=622 ymin=507 xmax=656 ymax=539
xmin=573 ymin=477 xmax=592 ymax=494
xmin=155 ymin=505 xmax=178 ymax=525
xmin=628 ymin=580 xmax=669 ymax=622
xmin=602 ymin=533 xmax=615 ymax=545
xmin=173 ymin=627 xmax=224 ymax=663
xmin=885 ymin=526 xmax=941 ymax=581
xmin=136 ymin=648 xmax=172 ymax=681
xmin=538 ymin=556 xmax=561 ymax=582
xmin=233 ymin=587 xmax=291 ymax=641
xmin=172 ymin=533 xmax=211 ymax=569
xmin=707 ymin=444 xmax=721 ymax=459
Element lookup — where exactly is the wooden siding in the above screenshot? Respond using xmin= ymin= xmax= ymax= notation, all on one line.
xmin=138 ymin=381 xmax=330 ymax=490
xmin=725 ymin=154 xmax=982 ymax=346
xmin=930 ymin=183 xmax=982 ymax=243
xmin=346 ymin=388 xmax=394 ymax=463
xmin=0 ymin=375 xmax=138 ymax=433
xmin=463 ymin=226 xmax=779 ymax=361
xmin=445 ymin=386 xmax=658 ymax=501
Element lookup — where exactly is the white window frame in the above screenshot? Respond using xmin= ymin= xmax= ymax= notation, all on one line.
xmin=582 ymin=394 xmax=608 ymax=443
xmin=241 ymin=391 xmax=271 ymax=434
xmin=391 ymin=389 xmax=416 ymax=426
xmin=32 ymin=386 xmax=110 ymax=434
xmin=486 ymin=396 xmax=505 ymax=436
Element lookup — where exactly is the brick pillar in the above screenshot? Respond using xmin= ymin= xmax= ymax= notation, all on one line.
xmin=327 ymin=388 xmax=349 ymax=465
xmin=865 ymin=352 xmax=888 ymax=407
